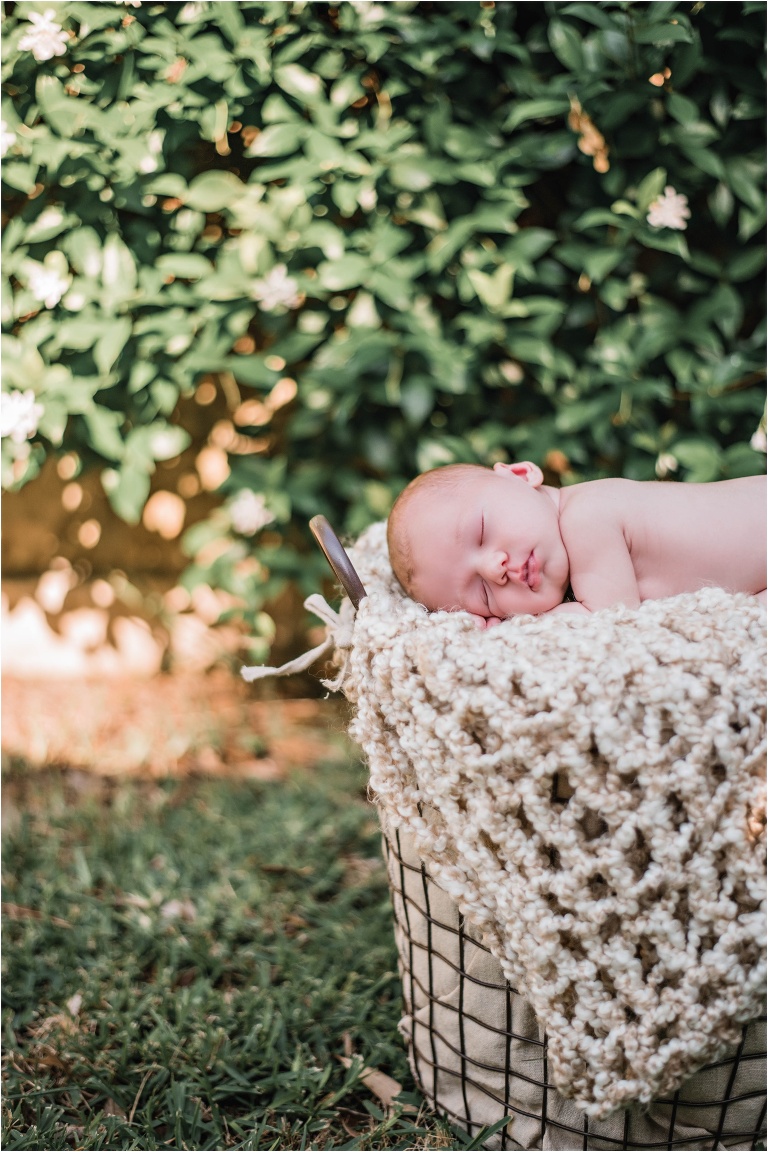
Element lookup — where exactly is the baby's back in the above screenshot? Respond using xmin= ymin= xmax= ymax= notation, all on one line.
xmin=561 ymin=475 xmax=766 ymax=608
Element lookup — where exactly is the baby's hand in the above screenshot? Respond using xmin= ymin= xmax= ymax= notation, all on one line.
xmin=468 ymin=613 xmax=502 ymax=629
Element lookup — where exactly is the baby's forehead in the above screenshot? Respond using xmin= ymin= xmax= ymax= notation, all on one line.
xmin=410 ymin=467 xmax=487 ymax=506
xmin=424 ymin=469 xmax=492 ymax=509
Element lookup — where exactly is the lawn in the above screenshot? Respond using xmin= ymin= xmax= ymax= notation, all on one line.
xmin=1 ymin=753 xmax=492 ymax=1150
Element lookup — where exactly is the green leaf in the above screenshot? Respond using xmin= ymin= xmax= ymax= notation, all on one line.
xmin=504 ymin=98 xmax=569 ymax=132
xmin=641 ymin=231 xmax=690 ymax=260
xmin=548 ymin=20 xmax=585 ymax=71
xmin=155 ymin=253 xmax=213 ymax=280
xmin=583 ymin=249 xmax=624 ymax=284
xmin=246 ymin=123 xmax=305 ymax=157
xmin=671 ymin=439 xmax=723 ymax=482
xmin=632 ymin=21 xmax=693 ymax=45
xmin=94 ymin=317 xmax=132 ymax=375
xmin=400 ymin=378 xmax=434 ymax=427
xmin=680 ymin=147 xmax=724 ymax=180
xmin=126 ymin=423 xmax=191 ymax=464
xmin=101 ymin=233 xmax=137 ymax=307
xmin=666 ymin=93 xmax=699 ymax=125
xmin=709 ymin=284 xmax=743 ymax=341
xmin=274 ymin=64 xmax=324 ymax=104
xmin=184 ymin=171 xmax=245 ymax=212
xmin=708 ymin=182 xmax=734 ymax=228
xmin=103 ymin=462 xmax=152 ymax=523
xmin=389 ymin=156 xmax=450 ymax=193
xmin=559 ymin=3 xmax=615 ymax=28
xmin=555 ymin=397 xmax=612 ymax=434
xmin=508 ymin=229 xmax=557 ymax=262
xmin=726 ymin=247 xmax=766 ymax=282
xmin=23 ymin=206 xmax=71 ymax=245
xmin=144 ymin=173 xmax=189 ymax=198
xmin=82 ymin=406 xmax=125 ymax=461
xmin=35 ymin=74 xmax=87 ymax=138
xmin=317 ymin=254 xmax=370 ymax=292
xmin=63 ymin=227 xmax=102 ymax=278
xmin=573 ymin=208 xmax=628 ymax=230
xmin=726 ymin=160 xmax=765 ymax=213
xmin=466 ymin=265 xmax=514 ymax=312
xmin=2 ymin=162 xmax=37 ymax=194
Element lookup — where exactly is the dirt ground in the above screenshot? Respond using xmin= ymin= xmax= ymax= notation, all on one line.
xmin=1 ymin=671 xmax=353 ymax=783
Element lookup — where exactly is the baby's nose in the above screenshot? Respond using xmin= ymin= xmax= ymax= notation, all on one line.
xmin=480 ymin=551 xmax=508 ymax=581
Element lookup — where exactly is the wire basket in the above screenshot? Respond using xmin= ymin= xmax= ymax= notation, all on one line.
xmin=383 ymin=816 xmax=766 ymax=1151
xmin=309 ymin=516 xmax=768 ymax=1151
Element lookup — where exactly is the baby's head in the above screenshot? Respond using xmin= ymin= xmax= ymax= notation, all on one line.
xmin=387 ymin=461 xmax=570 ymax=619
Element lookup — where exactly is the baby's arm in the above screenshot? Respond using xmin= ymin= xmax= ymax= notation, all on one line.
xmin=561 ymin=493 xmax=640 ymax=611
xmin=468 ymin=602 xmax=589 ymax=626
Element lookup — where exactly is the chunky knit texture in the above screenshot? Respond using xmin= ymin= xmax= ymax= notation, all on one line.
xmin=341 ymin=522 xmax=766 ymax=1119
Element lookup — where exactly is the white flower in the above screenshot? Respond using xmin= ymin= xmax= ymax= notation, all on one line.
xmin=358 ymin=185 xmax=377 ymax=212
xmin=1 ymin=390 xmax=44 ymax=444
xmin=27 ymin=253 xmax=70 ymax=309
xmin=18 ymin=9 xmax=69 ymax=62
xmin=646 ymin=186 xmax=690 ymax=230
xmin=1 ymin=120 xmax=16 ymax=158
xmin=349 ymin=1 xmax=387 ymax=22
xmin=228 ymin=490 xmax=274 ymax=536
xmin=750 ymin=426 xmax=767 ymax=453
xmin=655 ymin=452 xmax=679 ymax=478
xmin=116 ymin=1 xmax=142 ymax=6
xmin=250 ymin=264 xmax=303 ymax=312
xmin=138 ymin=129 xmax=163 ymax=173
xmin=137 ymin=129 xmax=163 ymax=171
xmin=178 ymin=1 xmax=205 ymax=21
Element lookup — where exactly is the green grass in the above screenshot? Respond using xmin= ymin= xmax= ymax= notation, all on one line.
xmin=1 ymin=758 xmax=482 ymax=1150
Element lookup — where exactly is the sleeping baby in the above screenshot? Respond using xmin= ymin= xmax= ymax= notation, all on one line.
xmin=386 ymin=462 xmax=767 ymax=627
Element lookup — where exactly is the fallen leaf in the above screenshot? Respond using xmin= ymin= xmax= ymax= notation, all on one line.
xmin=160 ymin=898 xmax=197 ymax=922
xmin=230 ymin=757 xmax=283 ymax=781
xmin=66 ymin=993 xmax=82 ymax=1017
xmin=338 ymin=1056 xmax=416 ymax=1113
xmin=2 ymin=902 xmax=71 ymax=929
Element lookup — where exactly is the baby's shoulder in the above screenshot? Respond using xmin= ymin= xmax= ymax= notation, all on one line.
xmin=560 ymin=477 xmax=632 ymax=526
xmin=559 ymin=480 xmax=635 ymax=567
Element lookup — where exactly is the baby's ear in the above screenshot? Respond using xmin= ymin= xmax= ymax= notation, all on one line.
xmin=493 ymin=460 xmax=543 ymax=488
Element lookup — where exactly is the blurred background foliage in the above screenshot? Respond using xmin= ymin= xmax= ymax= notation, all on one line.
xmin=2 ymin=0 xmax=766 ymax=662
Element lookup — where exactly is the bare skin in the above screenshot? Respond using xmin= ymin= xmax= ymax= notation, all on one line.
xmin=399 ymin=462 xmax=767 ymax=627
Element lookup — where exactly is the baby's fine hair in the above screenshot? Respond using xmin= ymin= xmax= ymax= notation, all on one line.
xmin=387 ymin=463 xmax=486 ymax=594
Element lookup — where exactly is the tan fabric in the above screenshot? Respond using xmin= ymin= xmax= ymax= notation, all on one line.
xmin=343 ymin=522 xmax=766 ymax=1118
xmin=385 ymin=819 xmax=766 ymax=1150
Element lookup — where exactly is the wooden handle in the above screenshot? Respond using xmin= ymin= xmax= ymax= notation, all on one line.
xmin=309 ymin=515 xmax=367 ymax=609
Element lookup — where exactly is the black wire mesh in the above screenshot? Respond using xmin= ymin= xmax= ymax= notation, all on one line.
xmin=381 ymin=820 xmax=767 ymax=1152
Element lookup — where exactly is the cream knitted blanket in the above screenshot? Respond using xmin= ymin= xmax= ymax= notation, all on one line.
xmin=342 ymin=522 xmax=766 ymax=1120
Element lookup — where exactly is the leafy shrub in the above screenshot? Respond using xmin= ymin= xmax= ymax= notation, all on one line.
xmin=2 ymin=0 xmax=765 ymax=647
